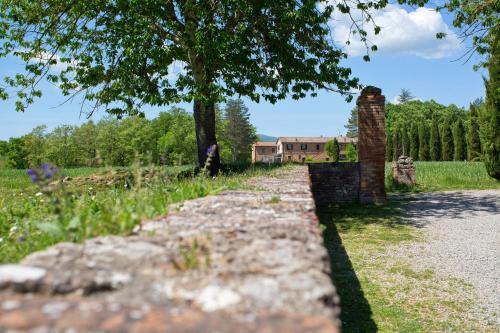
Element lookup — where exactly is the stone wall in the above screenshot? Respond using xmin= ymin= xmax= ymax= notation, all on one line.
xmin=0 ymin=166 xmax=340 ymax=333
xmin=307 ymin=86 xmax=386 ymax=206
xmin=309 ymin=162 xmax=360 ymax=205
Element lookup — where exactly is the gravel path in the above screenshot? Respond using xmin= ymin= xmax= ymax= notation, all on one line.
xmin=398 ymin=190 xmax=500 ymax=325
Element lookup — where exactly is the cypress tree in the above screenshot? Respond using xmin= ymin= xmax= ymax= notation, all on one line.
xmin=453 ymin=120 xmax=466 ymax=161
xmin=386 ymin=131 xmax=393 ymax=162
xmin=441 ymin=121 xmax=454 ymax=161
xmin=430 ymin=116 xmax=441 ymax=161
xmin=392 ymin=130 xmax=400 ymax=161
xmin=467 ymin=102 xmax=482 ymax=161
xmin=418 ymin=123 xmax=429 ymax=161
xmin=479 ymin=33 xmax=500 ymax=180
xmin=401 ymin=124 xmax=410 ymax=156
xmin=409 ymin=124 xmax=419 ymax=160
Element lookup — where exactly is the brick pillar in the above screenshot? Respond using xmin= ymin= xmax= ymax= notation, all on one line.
xmin=357 ymin=86 xmax=386 ymax=204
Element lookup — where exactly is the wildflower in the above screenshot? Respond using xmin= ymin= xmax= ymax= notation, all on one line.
xmin=35 ymin=192 xmax=43 ymax=197
xmin=0 ymin=237 xmax=4 ymax=243
xmin=27 ymin=169 xmax=38 ymax=183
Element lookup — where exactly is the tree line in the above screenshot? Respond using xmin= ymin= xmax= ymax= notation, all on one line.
xmin=0 ymin=99 xmax=256 ymax=169
xmin=344 ymin=96 xmax=486 ymax=164
xmin=384 ymin=99 xmax=482 ymax=163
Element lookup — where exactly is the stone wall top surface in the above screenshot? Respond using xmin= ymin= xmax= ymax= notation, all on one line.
xmin=0 ymin=166 xmax=340 ymax=333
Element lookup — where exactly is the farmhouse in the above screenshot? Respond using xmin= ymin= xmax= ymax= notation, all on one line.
xmin=252 ymin=136 xmax=358 ymax=163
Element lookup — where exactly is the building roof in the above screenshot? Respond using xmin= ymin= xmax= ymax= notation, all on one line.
xmin=253 ymin=141 xmax=277 ymax=147
xmin=277 ymin=136 xmax=357 ymax=144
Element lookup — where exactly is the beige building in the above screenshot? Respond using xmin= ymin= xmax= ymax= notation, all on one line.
xmin=252 ymin=136 xmax=357 ymax=163
xmin=251 ymin=141 xmax=280 ymax=163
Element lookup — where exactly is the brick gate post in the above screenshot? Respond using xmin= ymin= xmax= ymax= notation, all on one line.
xmin=357 ymin=86 xmax=386 ymax=204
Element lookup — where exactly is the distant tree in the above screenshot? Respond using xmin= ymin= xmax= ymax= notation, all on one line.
xmin=441 ymin=121 xmax=454 ymax=161
xmin=386 ymin=131 xmax=393 ymax=162
xmin=223 ymin=99 xmax=257 ymax=162
xmin=346 ymin=143 xmax=358 ymax=162
xmin=479 ymin=32 xmax=500 ymax=179
xmin=157 ymin=109 xmax=197 ymax=166
xmin=401 ymin=124 xmax=410 ymax=156
xmin=344 ymin=108 xmax=358 ymax=138
xmin=453 ymin=120 xmax=467 ymax=161
xmin=430 ymin=116 xmax=441 ymax=161
xmin=44 ymin=125 xmax=79 ymax=167
xmin=398 ymin=89 xmax=415 ymax=103
xmin=467 ymin=101 xmax=482 ymax=161
xmin=325 ymin=138 xmax=340 ymax=162
xmin=7 ymin=137 xmax=28 ymax=169
xmin=418 ymin=123 xmax=429 ymax=161
xmin=24 ymin=125 xmax=47 ymax=167
xmin=409 ymin=124 xmax=419 ymax=160
xmin=73 ymin=121 xmax=99 ymax=167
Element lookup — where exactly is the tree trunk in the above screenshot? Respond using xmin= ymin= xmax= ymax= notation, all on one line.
xmin=193 ymin=99 xmax=220 ymax=175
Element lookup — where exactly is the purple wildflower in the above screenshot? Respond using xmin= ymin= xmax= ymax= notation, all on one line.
xmin=27 ymin=169 xmax=38 ymax=183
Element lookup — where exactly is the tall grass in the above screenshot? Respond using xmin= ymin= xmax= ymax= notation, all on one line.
xmin=0 ymin=163 xmax=285 ymax=263
xmin=386 ymin=161 xmax=499 ymax=192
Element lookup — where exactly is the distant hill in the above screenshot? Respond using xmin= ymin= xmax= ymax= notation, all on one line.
xmin=257 ymin=134 xmax=278 ymax=142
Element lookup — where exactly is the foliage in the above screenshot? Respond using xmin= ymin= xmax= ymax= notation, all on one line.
xmin=479 ymin=32 xmax=500 ymax=180
xmin=221 ymin=99 xmax=257 ymax=162
xmin=401 ymin=124 xmax=409 ymax=157
xmin=346 ymin=143 xmax=358 ymax=162
xmin=2 ymin=104 xmax=258 ymax=169
xmin=398 ymin=88 xmax=415 ymax=103
xmin=452 ymin=120 xmax=467 ymax=161
xmin=325 ymin=138 xmax=340 ymax=162
xmin=441 ymin=121 xmax=454 ymax=161
xmin=430 ymin=116 xmax=441 ymax=161
xmin=392 ymin=131 xmax=400 ymax=161
xmin=409 ymin=124 xmax=419 ymax=161
xmin=467 ymin=101 xmax=482 ymax=161
xmin=418 ymin=123 xmax=429 ymax=161
xmin=385 ymin=131 xmax=393 ymax=162
xmin=385 ymin=100 xmax=472 ymax=162
xmin=344 ymin=108 xmax=358 ymax=138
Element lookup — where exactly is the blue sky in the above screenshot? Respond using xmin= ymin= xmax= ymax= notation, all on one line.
xmin=0 ymin=4 xmax=487 ymax=140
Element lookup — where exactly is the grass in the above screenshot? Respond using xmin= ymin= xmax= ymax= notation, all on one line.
xmin=0 ymin=163 xmax=286 ymax=263
xmin=318 ymin=202 xmax=496 ymax=332
xmin=385 ymin=161 xmax=500 ymax=192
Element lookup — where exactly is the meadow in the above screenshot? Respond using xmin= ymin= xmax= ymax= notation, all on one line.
xmin=0 ymin=163 xmax=285 ymax=263
xmin=385 ymin=161 xmax=500 ymax=191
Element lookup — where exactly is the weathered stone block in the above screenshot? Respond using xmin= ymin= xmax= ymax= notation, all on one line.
xmin=392 ymin=156 xmax=416 ymax=187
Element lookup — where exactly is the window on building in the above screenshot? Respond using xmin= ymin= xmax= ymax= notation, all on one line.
xmin=272 ymin=148 xmax=275 ymax=153
xmin=286 ymin=144 xmax=293 ymax=150
xmin=287 ymin=156 xmax=292 ymax=161
xmin=316 ymin=144 xmax=320 ymax=150
xmin=300 ymin=144 xmax=307 ymax=150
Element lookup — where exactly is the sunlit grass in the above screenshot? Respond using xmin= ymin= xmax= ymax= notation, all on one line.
xmin=0 ymin=163 xmax=286 ymax=263
xmin=385 ymin=161 xmax=499 ymax=192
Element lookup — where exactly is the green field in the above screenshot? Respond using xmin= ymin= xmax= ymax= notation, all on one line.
xmin=386 ymin=161 xmax=499 ymax=191
xmin=0 ymin=164 xmax=285 ymax=263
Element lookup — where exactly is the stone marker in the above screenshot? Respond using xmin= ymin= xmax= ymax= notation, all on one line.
xmin=0 ymin=166 xmax=340 ymax=333
xmin=392 ymin=156 xmax=416 ymax=187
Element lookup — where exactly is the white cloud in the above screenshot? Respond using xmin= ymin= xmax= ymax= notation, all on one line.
xmin=330 ymin=5 xmax=461 ymax=59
